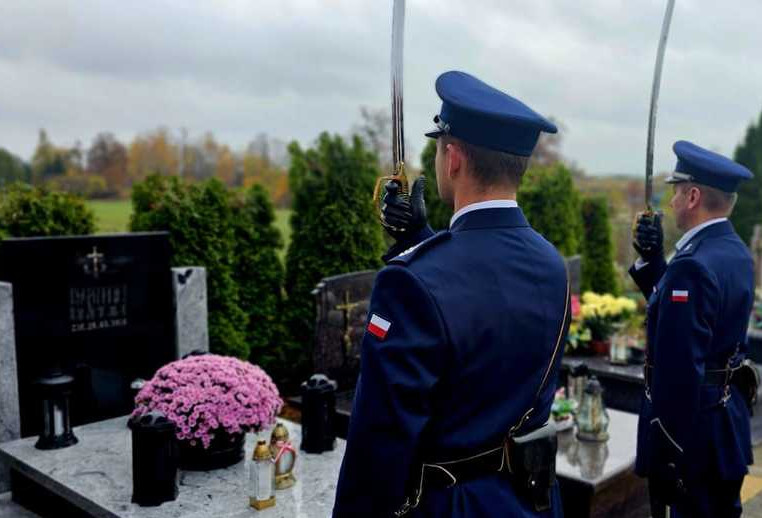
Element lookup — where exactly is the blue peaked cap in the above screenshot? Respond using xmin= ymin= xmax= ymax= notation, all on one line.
xmin=666 ymin=140 xmax=753 ymax=193
xmin=425 ymin=71 xmax=557 ymax=156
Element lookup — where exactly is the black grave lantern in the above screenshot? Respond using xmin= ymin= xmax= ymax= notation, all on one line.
xmin=128 ymin=411 xmax=179 ymax=507
xmin=300 ymin=374 xmax=337 ymax=453
xmin=34 ymin=371 xmax=78 ymax=450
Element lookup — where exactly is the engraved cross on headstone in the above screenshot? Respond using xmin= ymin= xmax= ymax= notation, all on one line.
xmin=335 ymin=291 xmax=361 ymax=356
xmin=84 ymin=246 xmax=106 ymax=279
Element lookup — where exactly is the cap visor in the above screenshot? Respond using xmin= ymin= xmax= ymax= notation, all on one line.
xmin=425 ymin=129 xmax=444 ymax=139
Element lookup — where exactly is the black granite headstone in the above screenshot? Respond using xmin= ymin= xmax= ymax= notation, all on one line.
xmin=312 ymin=270 xmax=376 ymax=391
xmin=0 ymin=232 xmax=175 ymax=438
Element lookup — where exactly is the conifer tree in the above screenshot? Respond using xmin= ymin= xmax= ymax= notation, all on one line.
xmin=731 ymin=111 xmax=762 ymax=245
xmin=581 ymin=196 xmax=619 ymax=295
xmin=283 ymin=133 xmax=384 ymax=385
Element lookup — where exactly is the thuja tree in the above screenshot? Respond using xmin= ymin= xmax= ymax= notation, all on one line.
xmin=518 ymin=162 xmax=583 ymax=257
xmin=731 ymin=110 xmax=762 ymax=245
xmin=230 ymin=184 xmax=284 ymax=374
xmin=130 ymin=175 xmax=249 ymax=358
xmin=420 ymin=139 xmax=452 ymax=231
xmin=283 ymin=133 xmax=384 ymax=385
xmin=581 ymin=196 xmax=619 ymax=295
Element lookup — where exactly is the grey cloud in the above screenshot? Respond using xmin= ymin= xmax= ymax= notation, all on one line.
xmin=1 ymin=0 xmax=761 ymax=175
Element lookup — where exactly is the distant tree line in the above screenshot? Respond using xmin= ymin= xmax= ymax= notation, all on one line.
xmin=0 ymin=129 xmax=292 ymax=207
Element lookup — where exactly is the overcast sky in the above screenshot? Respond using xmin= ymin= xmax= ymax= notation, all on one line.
xmin=1 ymin=0 xmax=761 ymax=175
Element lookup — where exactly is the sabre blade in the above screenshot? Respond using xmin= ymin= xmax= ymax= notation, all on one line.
xmin=645 ymin=0 xmax=676 ymax=210
xmin=391 ymin=0 xmax=405 ymax=170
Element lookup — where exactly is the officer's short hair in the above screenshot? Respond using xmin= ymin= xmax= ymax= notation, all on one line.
xmin=442 ymin=136 xmax=529 ymax=189
xmin=690 ymin=183 xmax=738 ymax=215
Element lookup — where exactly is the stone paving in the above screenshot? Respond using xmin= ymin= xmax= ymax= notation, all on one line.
xmin=743 ymin=444 xmax=762 ymax=517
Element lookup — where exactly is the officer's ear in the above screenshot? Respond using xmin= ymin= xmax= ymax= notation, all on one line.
xmin=444 ymin=141 xmax=464 ymax=180
xmin=686 ymin=184 xmax=702 ymax=210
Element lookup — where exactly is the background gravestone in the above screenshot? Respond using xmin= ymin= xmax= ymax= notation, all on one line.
xmin=0 ymin=232 xmax=176 ymax=438
xmin=172 ymin=267 xmax=209 ymax=359
xmin=312 ymin=270 xmax=376 ymax=391
xmin=565 ymin=255 xmax=582 ymax=297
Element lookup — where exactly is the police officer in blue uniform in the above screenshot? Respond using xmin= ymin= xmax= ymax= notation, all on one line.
xmin=630 ymin=141 xmax=756 ymax=518
xmin=333 ymin=71 xmax=570 ymax=518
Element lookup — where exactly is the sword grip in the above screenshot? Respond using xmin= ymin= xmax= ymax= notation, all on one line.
xmin=632 ymin=207 xmax=658 ymax=251
xmin=373 ymin=167 xmax=409 ymax=218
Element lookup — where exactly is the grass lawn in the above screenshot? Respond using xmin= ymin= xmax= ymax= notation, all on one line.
xmin=87 ymin=199 xmax=293 ymax=256
xmin=87 ymin=200 xmax=132 ymax=234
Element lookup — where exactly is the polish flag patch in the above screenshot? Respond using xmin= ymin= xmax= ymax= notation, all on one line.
xmin=367 ymin=314 xmax=392 ymax=340
xmin=671 ymin=290 xmax=689 ymax=303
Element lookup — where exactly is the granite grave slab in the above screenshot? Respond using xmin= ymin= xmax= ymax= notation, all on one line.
xmin=0 ymin=418 xmax=342 ymax=518
xmin=0 ymin=282 xmax=19 ymax=492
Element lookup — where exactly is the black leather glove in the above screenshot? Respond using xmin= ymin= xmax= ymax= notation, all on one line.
xmin=381 ymin=177 xmax=427 ymax=241
xmin=632 ymin=211 xmax=664 ymax=264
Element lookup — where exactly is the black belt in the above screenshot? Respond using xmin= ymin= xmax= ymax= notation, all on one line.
xmin=418 ymin=431 xmax=557 ymax=512
xmin=644 ymin=364 xmax=738 ymax=386
xmin=423 ymin=446 xmax=505 ymax=489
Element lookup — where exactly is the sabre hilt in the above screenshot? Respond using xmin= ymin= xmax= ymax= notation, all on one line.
xmin=373 ymin=163 xmax=410 ymax=229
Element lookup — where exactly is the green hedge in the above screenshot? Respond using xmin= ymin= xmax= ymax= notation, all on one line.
xmin=0 ymin=183 xmax=95 ymax=238
xmin=518 ymin=163 xmax=583 ymax=256
xmin=420 ymin=139 xmax=453 ymax=230
xmin=581 ymin=196 xmax=619 ymax=295
xmin=130 ymin=176 xmax=249 ymax=359
xmin=283 ymin=133 xmax=384 ymax=384
xmin=230 ymin=184 xmax=285 ymax=374
xmin=731 ymin=111 xmax=762 ymax=244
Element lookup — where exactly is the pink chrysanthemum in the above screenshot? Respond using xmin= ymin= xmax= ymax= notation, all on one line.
xmin=132 ymin=354 xmax=283 ymax=449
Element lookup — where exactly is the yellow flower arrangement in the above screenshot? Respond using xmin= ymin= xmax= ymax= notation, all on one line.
xmin=580 ymin=292 xmax=637 ymax=320
xmin=568 ymin=291 xmax=639 ymax=346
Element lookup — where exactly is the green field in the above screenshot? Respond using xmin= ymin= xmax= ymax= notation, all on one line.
xmin=87 ymin=200 xmax=292 ymax=255
xmin=87 ymin=200 xmax=132 ymax=234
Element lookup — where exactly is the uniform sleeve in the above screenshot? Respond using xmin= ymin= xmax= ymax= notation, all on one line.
xmin=628 ymin=255 xmax=667 ymax=300
xmin=648 ymin=259 xmax=719 ymax=480
xmin=333 ymin=265 xmax=448 ymax=518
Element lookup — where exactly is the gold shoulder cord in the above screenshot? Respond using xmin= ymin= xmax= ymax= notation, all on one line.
xmin=508 ymin=275 xmax=571 ymax=439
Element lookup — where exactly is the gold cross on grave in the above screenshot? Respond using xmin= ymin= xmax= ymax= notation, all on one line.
xmin=335 ymin=291 xmax=361 ymax=356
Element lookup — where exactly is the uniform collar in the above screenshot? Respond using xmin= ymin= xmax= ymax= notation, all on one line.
xmin=449 ymin=199 xmax=518 ymax=228
xmin=675 ymin=217 xmax=728 ymax=251
xmin=449 ymin=204 xmax=528 ymax=233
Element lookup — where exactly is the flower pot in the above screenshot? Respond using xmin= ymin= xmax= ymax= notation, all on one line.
xmin=589 ymin=339 xmax=610 ymax=357
xmin=179 ymin=431 xmax=245 ymax=471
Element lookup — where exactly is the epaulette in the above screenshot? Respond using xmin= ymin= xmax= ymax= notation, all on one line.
xmin=388 ymin=231 xmax=451 ymax=265
xmin=673 ymin=238 xmax=703 ymax=259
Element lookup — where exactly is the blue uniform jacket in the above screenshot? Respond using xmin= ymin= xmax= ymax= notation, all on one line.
xmin=629 ymin=220 xmax=754 ymax=485
xmin=333 ymin=208 xmax=569 ymax=518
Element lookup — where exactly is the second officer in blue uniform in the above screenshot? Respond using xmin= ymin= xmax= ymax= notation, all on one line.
xmin=333 ymin=71 xmax=570 ymax=517
xmin=630 ymin=141 xmax=756 ymax=518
